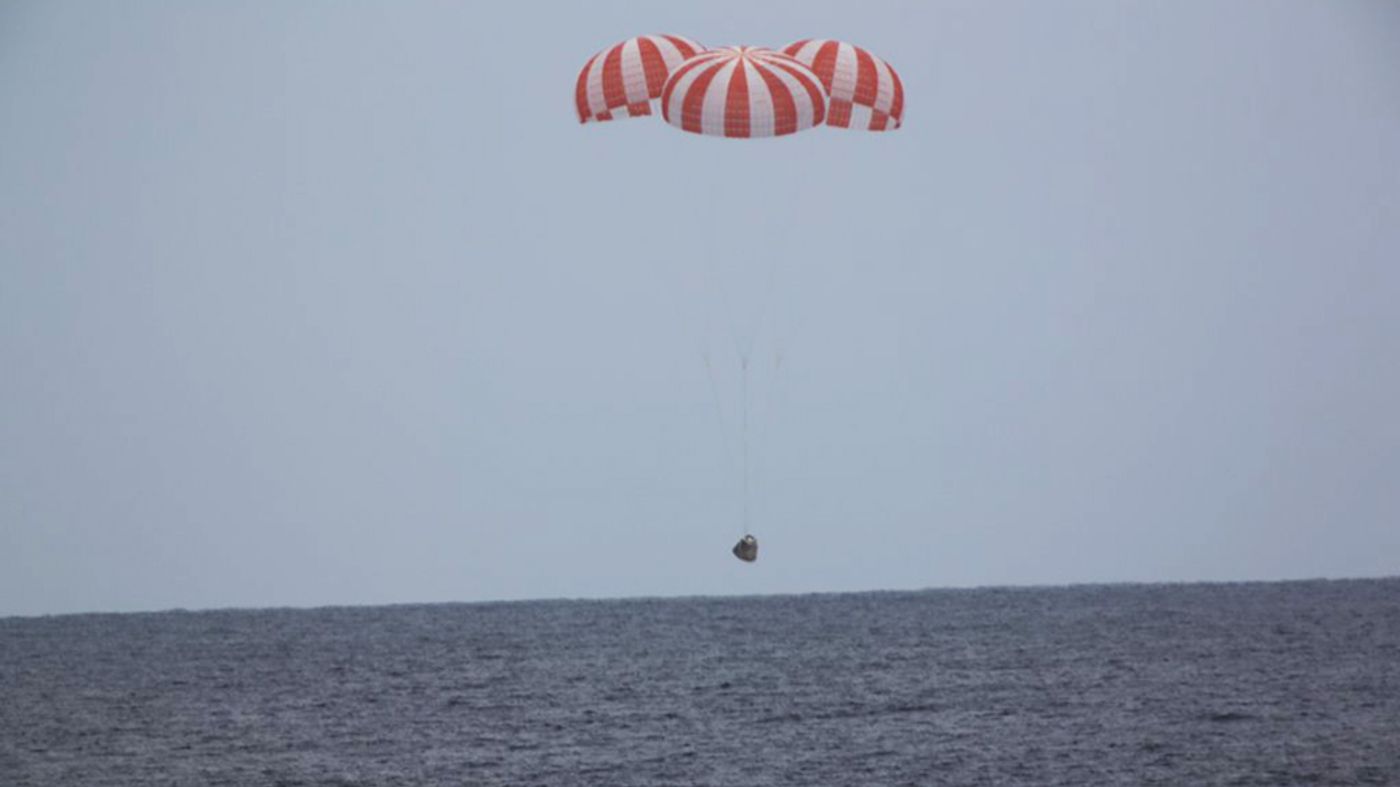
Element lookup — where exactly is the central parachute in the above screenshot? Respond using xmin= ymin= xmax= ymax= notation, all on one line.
xmin=661 ymin=46 xmax=826 ymax=138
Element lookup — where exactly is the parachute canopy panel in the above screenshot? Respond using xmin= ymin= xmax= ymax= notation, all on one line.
xmin=661 ymin=47 xmax=827 ymax=138
xmin=781 ymin=39 xmax=904 ymax=131
xmin=576 ymin=34 xmax=706 ymax=123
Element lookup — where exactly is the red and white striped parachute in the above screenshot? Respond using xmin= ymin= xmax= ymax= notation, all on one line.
xmin=575 ymin=34 xmax=706 ymax=123
xmin=661 ymin=47 xmax=827 ymax=138
xmin=781 ymin=39 xmax=904 ymax=131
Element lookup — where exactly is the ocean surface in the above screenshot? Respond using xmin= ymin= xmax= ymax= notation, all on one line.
xmin=3 ymin=578 xmax=1399 ymax=786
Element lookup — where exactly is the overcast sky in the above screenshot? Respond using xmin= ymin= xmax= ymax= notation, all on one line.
xmin=3 ymin=1 xmax=1398 ymax=617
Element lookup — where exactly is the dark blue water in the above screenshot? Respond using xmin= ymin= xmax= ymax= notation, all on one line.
xmin=3 ymin=578 xmax=1399 ymax=785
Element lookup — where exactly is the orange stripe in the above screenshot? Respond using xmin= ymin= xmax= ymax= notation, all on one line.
xmin=810 ymin=40 xmax=840 ymax=93
xmin=828 ymin=97 xmax=853 ymax=128
xmin=575 ymin=52 xmax=599 ymax=122
xmin=636 ymin=36 xmax=667 ymax=99
xmin=724 ymin=60 xmax=750 ymax=137
xmin=853 ymin=46 xmax=879 ymax=108
xmin=600 ymin=45 xmax=626 ymax=110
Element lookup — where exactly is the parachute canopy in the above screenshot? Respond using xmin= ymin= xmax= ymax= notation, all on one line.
xmin=575 ymin=34 xmax=706 ymax=123
xmin=781 ymin=39 xmax=904 ymax=131
xmin=661 ymin=47 xmax=826 ymax=138
xmin=575 ymin=35 xmax=904 ymax=136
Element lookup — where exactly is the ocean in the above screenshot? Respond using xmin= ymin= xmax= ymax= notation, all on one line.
xmin=3 ymin=578 xmax=1398 ymax=785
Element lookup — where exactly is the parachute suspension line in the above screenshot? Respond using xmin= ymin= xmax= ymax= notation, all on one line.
xmin=753 ymin=341 xmax=785 ymax=540
xmin=741 ymin=353 xmax=751 ymax=535
xmin=756 ymin=250 xmax=789 ymax=532
xmin=712 ymin=262 xmax=749 ymax=366
xmin=701 ymin=350 xmax=737 ymax=473
xmin=732 ymin=255 xmax=780 ymax=368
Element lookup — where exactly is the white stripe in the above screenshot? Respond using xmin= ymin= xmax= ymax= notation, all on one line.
xmin=746 ymin=59 xmax=776 ymax=137
xmin=619 ymin=38 xmax=650 ymax=105
xmin=585 ymin=49 xmax=609 ymax=116
xmin=848 ymin=103 xmax=876 ymax=131
xmin=871 ymin=54 xmax=895 ymax=114
xmin=700 ymin=58 xmax=740 ymax=136
xmin=830 ymin=42 xmax=859 ymax=103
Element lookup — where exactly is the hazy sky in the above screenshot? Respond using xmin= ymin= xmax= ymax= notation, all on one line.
xmin=3 ymin=1 xmax=1398 ymax=617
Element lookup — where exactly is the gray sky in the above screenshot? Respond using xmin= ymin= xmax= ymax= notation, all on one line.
xmin=3 ymin=1 xmax=1398 ymax=617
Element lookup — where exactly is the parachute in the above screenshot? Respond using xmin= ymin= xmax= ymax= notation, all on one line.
xmin=576 ymin=35 xmax=902 ymax=135
xmin=575 ymin=35 xmax=705 ymax=123
xmin=781 ymin=40 xmax=905 ymax=131
xmin=660 ymin=47 xmax=827 ymax=138
xmin=574 ymin=34 xmax=905 ymax=561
